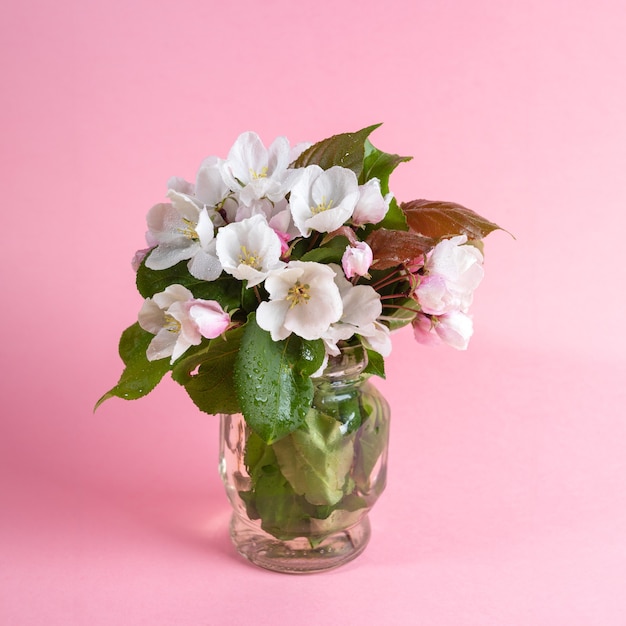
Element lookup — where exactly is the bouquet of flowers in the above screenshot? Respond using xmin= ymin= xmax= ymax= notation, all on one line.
xmin=97 ymin=124 xmax=501 ymax=443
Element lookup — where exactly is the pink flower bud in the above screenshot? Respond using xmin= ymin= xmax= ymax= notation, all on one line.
xmin=341 ymin=241 xmax=373 ymax=278
xmin=188 ymin=300 xmax=231 ymax=339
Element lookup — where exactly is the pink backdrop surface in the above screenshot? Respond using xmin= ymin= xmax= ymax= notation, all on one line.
xmin=2 ymin=0 xmax=625 ymax=624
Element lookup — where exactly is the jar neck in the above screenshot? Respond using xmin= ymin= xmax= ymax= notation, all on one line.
xmin=317 ymin=343 xmax=369 ymax=386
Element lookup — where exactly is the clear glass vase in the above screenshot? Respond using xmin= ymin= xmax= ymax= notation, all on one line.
xmin=219 ymin=344 xmax=390 ymax=573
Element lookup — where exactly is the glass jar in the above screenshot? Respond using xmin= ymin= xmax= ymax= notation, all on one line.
xmin=219 ymin=344 xmax=390 ymax=573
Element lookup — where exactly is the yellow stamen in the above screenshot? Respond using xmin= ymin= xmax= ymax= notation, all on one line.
xmin=177 ymin=218 xmax=199 ymax=241
xmin=238 ymin=246 xmax=261 ymax=270
xmin=250 ymin=166 xmax=268 ymax=179
xmin=163 ymin=313 xmax=181 ymax=333
xmin=310 ymin=196 xmax=334 ymax=215
xmin=286 ymin=281 xmax=311 ymax=308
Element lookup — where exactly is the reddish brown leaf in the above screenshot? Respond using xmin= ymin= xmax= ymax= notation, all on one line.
xmin=401 ymin=199 xmax=504 ymax=240
xmin=366 ymin=228 xmax=435 ymax=270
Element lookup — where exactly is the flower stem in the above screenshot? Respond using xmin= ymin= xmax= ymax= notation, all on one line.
xmin=371 ymin=269 xmax=413 ymax=292
xmin=381 ymin=302 xmax=421 ymax=313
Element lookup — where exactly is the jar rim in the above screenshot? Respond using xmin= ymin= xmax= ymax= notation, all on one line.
xmin=321 ymin=342 xmax=368 ymax=381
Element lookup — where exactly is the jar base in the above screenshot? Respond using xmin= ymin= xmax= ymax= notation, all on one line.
xmin=229 ymin=513 xmax=371 ymax=574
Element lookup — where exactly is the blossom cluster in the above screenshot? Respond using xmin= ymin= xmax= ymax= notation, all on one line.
xmin=411 ymin=235 xmax=484 ymax=350
xmin=133 ymin=131 xmax=487 ymax=366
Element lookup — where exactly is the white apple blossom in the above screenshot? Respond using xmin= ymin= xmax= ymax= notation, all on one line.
xmin=167 ymin=176 xmax=195 ymax=196
xmin=289 ymin=165 xmax=360 ymax=237
xmin=193 ymin=156 xmax=231 ymax=210
xmin=341 ymin=241 xmax=373 ymax=278
xmin=412 ymin=311 xmax=474 ymax=350
xmin=144 ymin=192 xmax=222 ymax=282
xmin=256 ymin=261 xmax=343 ymax=341
xmin=221 ymin=197 xmax=299 ymax=248
xmin=435 ymin=311 xmax=474 ymax=350
xmin=359 ymin=320 xmax=392 ymax=357
xmin=215 ymin=214 xmax=285 ymax=287
xmin=351 ymin=178 xmax=392 ymax=226
xmin=415 ymin=235 xmax=484 ymax=315
xmin=138 ymin=285 xmax=230 ymax=363
xmin=166 ymin=157 xmax=230 ymax=227
xmin=261 ymin=199 xmax=300 ymax=251
xmin=321 ymin=266 xmax=391 ymax=357
xmin=219 ymin=131 xmax=299 ymax=206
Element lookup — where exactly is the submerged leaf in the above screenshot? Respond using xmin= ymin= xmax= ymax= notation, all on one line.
xmin=247 ymin=468 xmax=315 ymax=540
xmin=353 ymin=402 xmax=390 ymax=494
xmin=272 ymin=410 xmax=355 ymax=506
xmin=241 ymin=432 xmax=326 ymax=540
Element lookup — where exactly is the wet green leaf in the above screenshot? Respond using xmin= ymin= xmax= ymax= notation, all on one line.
xmin=234 ymin=316 xmax=325 ymax=443
xmin=171 ymin=324 xmax=245 ymax=415
xmin=95 ymin=323 xmax=170 ymax=409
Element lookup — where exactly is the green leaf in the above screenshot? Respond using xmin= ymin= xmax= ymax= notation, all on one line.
xmin=313 ymin=378 xmax=363 ymax=433
xmin=401 ymin=199 xmax=506 ymax=241
xmin=234 ymin=316 xmax=325 ymax=443
xmin=285 ymin=237 xmax=310 ymax=262
xmin=241 ymin=433 xmax=316 ymax=539
xmin=307 ymin=495 xmax=369 ymax=541
xmin=378 ymin=197 xmax=409 ymax=231
xmin=272 ymin=409 xmax=356 ymax=506
xmin=244 ymin=430 xmax=279 ymax=484
xmin=353 ymin=401 xmax=390 ymax=494
xmin=95 ymin=323 xmax=170 ymax=409
xmin=240 ymin=281 xmax=261 ymax=314
xmin=293 ymin=124 xmax=382 ymax=177
xmin=364 ymin=349 xmax=386 ymax=379
xmin=359 ymin=140 xmax=411 ymax=232
xmin=299 ymin=235 xmax=349 ymax=265
xmin=248 ymin=469 xmax=314 ymax=540
xmin=361 ymin=139 xmax=412 ymax=192
xmin=241 ymin=429 xmax=370 ymax=541
xmin=171 ymin=324 xmax=245 ymax=415
xmin=136 ymin=258 xmax=240 ymax=310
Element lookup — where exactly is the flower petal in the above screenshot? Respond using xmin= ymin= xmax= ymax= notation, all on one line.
xmin=145 ymin=242 xmax=197 ymax=270
xmin=188 ymin=300 xmax=231 ymax=339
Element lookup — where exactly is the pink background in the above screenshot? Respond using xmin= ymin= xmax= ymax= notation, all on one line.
xmin=2 ymin=0 xmax=626 ymax=624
